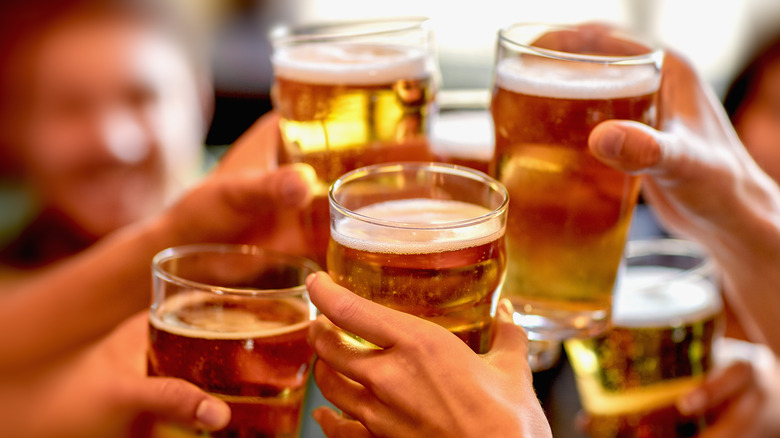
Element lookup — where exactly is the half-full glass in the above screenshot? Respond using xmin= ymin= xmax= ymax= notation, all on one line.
xmin=271 ymin=18 xmax=438 ymax=267
xmin=327 ymin=162 xmax=508 ymax=353
xmin=147 ymin=244 xmax=319 ymax=438
xmin=490 ymin=23 xmax=663 ymax=340
xmin=565 ymin=239 xmax=723 ymax=438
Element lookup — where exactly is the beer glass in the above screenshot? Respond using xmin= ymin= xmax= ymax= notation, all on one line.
xmin=565 ymin=239 xmax=723 ymax=438
xmin=271 ymin=18 xmax=438 ymax=267
xmin=147 ymin=244 xmax=319 ymax=438
xmin=490 ymin=23 xmax=664 ymax=340
xmin=328 ymin=162 xmax=508 ymax=353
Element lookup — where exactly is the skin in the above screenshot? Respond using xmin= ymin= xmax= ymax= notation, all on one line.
xmin=0 ymin=312 xmax=231 ymax=438
xmin=305 ymin=272 xmax=552 ymax=438
xmin=588 ymin=51 xmax=780 ymax=437
xmin=733 ymin=59 xmax=780 ymax=185
xmin=8 ymin=16 xmax=205 ymax=242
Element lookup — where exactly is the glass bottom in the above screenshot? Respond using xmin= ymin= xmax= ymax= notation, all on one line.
xmin=513 ymin=308 xmax=611 ymax=341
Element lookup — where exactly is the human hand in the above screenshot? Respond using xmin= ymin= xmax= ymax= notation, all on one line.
xmin=676 ymin=360 xmax=780 ymax=438
xmin=305 ymin=272 xmax=551 ymax=438
xmin=587 ymin=51 xmax=780 ymax=350
xmin=0 ymin=312 xmax=230 ymax=438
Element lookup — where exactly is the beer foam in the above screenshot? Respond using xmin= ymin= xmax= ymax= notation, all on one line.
xmin=612 ymin=266 xmax=721 ymax=328
xmin=272 ymin=43 xmax=428 ymax=85
xmin=150 ymin=292 xmax=310 ymax=340
xmin=430 ymin=111 xmax=494 ymax=161
xmin=495 ymin=57 xmax=660 ymax=99
xmin=331 ymin=198 xmax=504 ymax=255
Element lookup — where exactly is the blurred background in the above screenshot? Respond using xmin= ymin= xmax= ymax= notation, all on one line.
xmin=191 ymin=0 xmax=780 ymax=144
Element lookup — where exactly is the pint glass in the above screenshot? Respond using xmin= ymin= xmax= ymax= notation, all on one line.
xmin=565 ymin=239 xmax=723 ymax=438
xmin=271 ymin=18 xmax=438 ymax=267
xmin=147 ymin=245 xmax=319 ymax=438
xmin=327 ymin=162 xmax=508 ymax=353
xmin=490 ymin=23 xmax=663 ymax=339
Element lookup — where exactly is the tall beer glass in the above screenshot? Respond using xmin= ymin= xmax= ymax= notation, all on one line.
xmin=490 ymin=23 xmax=663 ymax=340
xmin=565 ymin=239 xmax=723 ymax=438
xmin=271 ymin=18 xmax=438 ymax=267
xmin=328 ymin=162 xmax=508 ymax=353
xmin=147 ymin=244 xmax=319 ymax=438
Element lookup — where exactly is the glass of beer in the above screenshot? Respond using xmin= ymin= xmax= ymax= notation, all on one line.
xmin=327 ymin=162 xmax=508 ymax=353
xmin=270 ymin=18 xmax=438 ymax=267
xmin=147 ymin=244 xmax=319 ymax=438
xmin=490 ymin=23 xmax=664 ymax=340
xmin=565 ymin=239 xmax=723 ymax=438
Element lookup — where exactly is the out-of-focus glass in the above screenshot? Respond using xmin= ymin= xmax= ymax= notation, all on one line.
xmin=490 ymin=23 xmax=663 ymax=340
xmin=147 ymin=244 xmax=319 ymax=438
xmin=270 ymin=18 xmax=438 ymax=267
xmin=327 ymin=162 xmax=507 ymax=353
xmin=565 ymin=239 xmax=723 ymax=438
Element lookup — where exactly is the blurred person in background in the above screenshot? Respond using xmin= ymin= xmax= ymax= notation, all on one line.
xmin=0 ymin=1 xmax=314 ymax=436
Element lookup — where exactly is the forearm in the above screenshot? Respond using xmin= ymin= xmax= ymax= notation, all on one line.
xmin=707 ymin=175 xmax=780 ymax=354
xmin=0 ymin=218 xmax=169 ymax=372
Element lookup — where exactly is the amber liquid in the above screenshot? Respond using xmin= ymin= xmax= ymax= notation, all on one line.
xmin=148 ymin=293 xmax=313 ymax=438
xmin=491 ymin=83 xmax=657 ymax=339
xmin=327 ymin=199 xmax=506 ymax=353
xmin=565 ymin=316 xmax=720 ymax=438
xmin=273 ymin=74 xmax=435 ymax=267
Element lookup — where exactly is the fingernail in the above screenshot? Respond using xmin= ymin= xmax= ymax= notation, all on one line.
xmin=676 ymin=389 xmax=706 ymax=416
xmin=196 ymin=399 xmax=231 ymax=429
xmin=306 ymin=273 xmax=317 ymax=288
xmin=595 ymin=126 xmax=626 ymax=159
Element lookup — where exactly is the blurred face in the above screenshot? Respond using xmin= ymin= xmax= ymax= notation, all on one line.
xmin=16 ymin=16 xmax=205 ymax=239
xmin=735 ymin=60 xmax=780 ymax=184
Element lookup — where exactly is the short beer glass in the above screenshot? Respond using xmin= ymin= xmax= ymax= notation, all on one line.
xmin=490 ymin=23 xmax=663 ymax=339
xmin=565 ymin=239 xmax=723 ymax=438
xmin=271 ymin=18 xmax=438 ymax=267
xmin=148 ymin=244 xmax=319 ymax=438
xmin=328 ymin=162 xmax=508 ymax=353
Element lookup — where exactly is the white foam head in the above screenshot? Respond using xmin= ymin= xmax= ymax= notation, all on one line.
xmin=495 ymin=57 xmax=661 ymax=100
xmin=613 ymin=266 xmax=722 ymax=328
xmin=331 ymin=198 xmax=504 ymax=255
xmin=272 ymin=43 xmax=429 ymax=85
xmin=150 ymin=292 xmax=310 ymax=340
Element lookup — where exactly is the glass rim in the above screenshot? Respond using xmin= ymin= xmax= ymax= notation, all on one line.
xmin=270 ymin=16 xmax=431 ymax=46
xmin=152 ymin=244 xmax=320 ymax=298
xmin=497 ymin=22 xmax=664 ymax=66
xmin=625 ymin=238 xmax=716 ymax=288
xmin=328 ymin=161 xmax=509 ymax=231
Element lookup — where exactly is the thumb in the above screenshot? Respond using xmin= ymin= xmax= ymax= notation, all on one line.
xmin=489 ymin=299 xmax=529 ymax=360
xmin=589 ymin=120 xmax=681 ymax=175
xmin=219 ymin=162 xmax=318 ymax=211
xmin=119 ymin=377 xmax=231 ymax=431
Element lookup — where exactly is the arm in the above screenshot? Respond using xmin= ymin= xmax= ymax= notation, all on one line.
xmin=305 ymin=272 xmax=552 ymax=438
xmin=588 ymin=52 xmax=780 ymax=353
xmin=0 ymin=112 xmax=315 ymax=372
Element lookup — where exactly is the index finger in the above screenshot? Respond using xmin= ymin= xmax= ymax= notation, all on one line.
xmin=306 ymin=272 xmax=434 ymax=348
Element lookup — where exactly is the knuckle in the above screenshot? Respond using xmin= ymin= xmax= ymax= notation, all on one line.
xmin=334 ymin=295 xmax=362 ymax=323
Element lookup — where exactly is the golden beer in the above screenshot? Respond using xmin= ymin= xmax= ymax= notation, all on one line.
xmin=327 ymin=163 xmax=508 ymax=353
xmin=272 ymin=23 xmax=437 ymax=266
xmin=491 ymin=24 xmax=662 ymax=339
xmin=565 ymin=241 xmax=722 ymax=438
